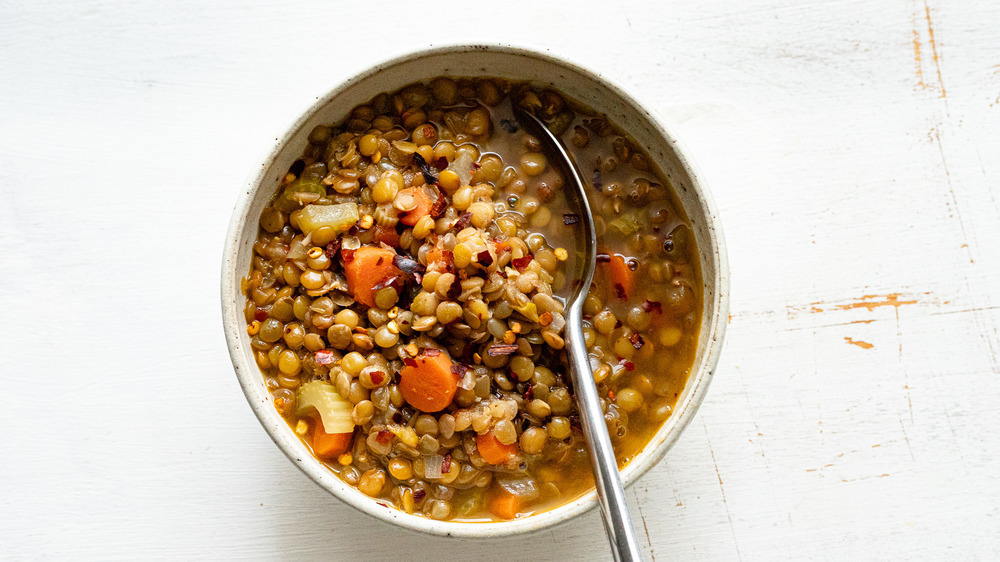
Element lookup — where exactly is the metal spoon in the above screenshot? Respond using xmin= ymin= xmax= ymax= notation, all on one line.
xmin=514 ymin=106 xmax=643 ymax=562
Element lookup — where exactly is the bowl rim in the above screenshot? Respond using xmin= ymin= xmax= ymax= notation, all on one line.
xmin=221 ymin=42 xmax=729 ymax=538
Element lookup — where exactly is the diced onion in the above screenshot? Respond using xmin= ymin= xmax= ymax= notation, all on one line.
xmin=458 ymin=369 xmax=476 ymax=391
xmin=424 ymin=455 xmax=444 ymax=479
xmin=424 ymin=455 xmax=444 ymax=478
xmin=497 ymin=477 xmax=540 ymax=500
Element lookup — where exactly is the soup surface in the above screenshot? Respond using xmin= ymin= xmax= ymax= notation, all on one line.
xmin=241 ymin=77 xmax=702 ymax=521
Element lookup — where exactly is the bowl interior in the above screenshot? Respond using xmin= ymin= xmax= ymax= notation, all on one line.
xmin=222 ymin=45 xmax=728 ymax=537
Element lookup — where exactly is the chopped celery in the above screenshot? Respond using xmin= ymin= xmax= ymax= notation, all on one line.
xmin=275 ymin=178 xmax=325 ymax=211
xmin=607 ymin=214 xmax=643 ymax=236
xmin=296 ymin=380 xmax=354 ymax=434
xmin=296 ymin=203 xmax=359 ymax=235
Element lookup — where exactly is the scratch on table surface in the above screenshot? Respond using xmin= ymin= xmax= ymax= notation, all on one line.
xmin=895 ymin=306 xmax=914 ymax=424
xmin=841 ymin=474 xmax=891 ymax=483
xmin=705 ymin=423 xmax=742 ymax=561
xmin=844 ymin=337 xmax=874 ymax=349
xmin=899 ymin=417 xmax=916 ymax=462
xmin=634 ymin=494 xmax=656 ymax=562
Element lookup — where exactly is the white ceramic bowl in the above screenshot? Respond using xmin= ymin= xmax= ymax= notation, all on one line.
xmin=221 ymin=44 xmax=729 ymax=538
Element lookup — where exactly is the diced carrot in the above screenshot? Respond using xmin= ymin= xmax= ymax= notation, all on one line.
xmin=343 ymin=246 xmax=400 ymax=307
xmin=608 ymin=254 xmax=634 ymax=300
xmin=476 ymin=430 xmax=518 ymax=465
xmin=371 ymin=224 xmax=401 ymax=248
xmin=489 ymin=491 xmax=522 ymax=520
xmin=397 ymin=187 xmax=437 ymax=226
xmin=426 ymin=247 xmax=452 ymax=269
xmin=399 ymin=352 xmax=459 ymax=412
xmin=312 ymin=418 xmax=353 ymax=459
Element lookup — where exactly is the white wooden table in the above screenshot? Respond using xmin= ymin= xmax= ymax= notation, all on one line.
xmin=2 ymin=1 xmax=998 ymax=559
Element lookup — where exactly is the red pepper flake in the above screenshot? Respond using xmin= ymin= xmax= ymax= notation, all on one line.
xmin=403 ymin=357 xmax=417 ymax=367
xmin=413 ymin=489 xmax=426 ymax=502
xmin=376 ymin=256 xmax=384 ymax=266
xmin=429 ymin=189 xmax=448 ymax=219
xmin=642 ymin=300 xmax=663 ymax=314
xmin=444 ymin=277 xmax=461 ymax=301
xmin=614 ymin=283 xmax=627 ymax=300
xmin=432 ymin=156 xmax=449 ymax=171
xmin=487 ymin=344 xmax=519 ymax=356
xmin=369 ymin=371 xmax=385 ymax=385
xmin=459 ymin=342 xmax=475 ymax=364
xmin=608 ymin=390 xmax=616 ymax=401
xmin=341 ymin=248 xmax=356 ymax=263
xmin=563 ymin=213 xmax=581 ymax=225
xmin=629 ymin=333 xmax=645 ymax=350
xmin=441 ymin=454 xmax=452 ymax=474
xmin=315 ymin=350 xmax=336 ymax=365
xmin=423 ymin=348 xmax=441 ymax=357
xmin=622 ymin=360 xmax=635 ymax=372
xmin=523 ymin=383 xmax=534 ymax=401
xmin=324 ymin=238 xmax=341 ymax=259
xmin=377 ymin=502 xmax=389 ymax=508
xmin=376 ymin=429 xmax=393 ymax=444
xmin=450 ymin=362 xmax=469 ymax=377
xmin=452 ymin=212 xmax=473 ymax=232
xmin=596 ymin=253 xmax=611 ymax=263
xmin=512 ymin=256 xmax=533 ymax=271
xmin=253 ymin=309 xmax=267 ymax=322
xmin=476 ymin=250 xmax=494 ymax=267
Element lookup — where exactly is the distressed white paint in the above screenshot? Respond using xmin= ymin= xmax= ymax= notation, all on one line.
xmin=1 ymin=0 xmax=998 ymax=560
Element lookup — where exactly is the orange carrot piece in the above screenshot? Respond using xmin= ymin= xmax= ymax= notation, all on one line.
xmin=608 ymin=254 xmax=634 ymax=300
xmin=489 ymin=491 xmax=522 ymax=520
xmin=343 ymin=246 xmax=400 ymax=307
xmin=426 ymin=248 xmax=451 ymax=269
xmin=397 ymin=187 xmax=437 ymax=226
xmin=372 ymin=224 xmax=400 ymax=248
xmin=399 ymin=352 xmax=459 ymax=412
xmin=476 ymin=430 xmax=518 ymax=465
xmin=312 ymin=418 xmax=353 ymax=459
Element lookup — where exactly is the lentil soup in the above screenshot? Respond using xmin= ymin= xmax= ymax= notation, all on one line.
xmin=241 ymin=77 xmax=702 ymax=521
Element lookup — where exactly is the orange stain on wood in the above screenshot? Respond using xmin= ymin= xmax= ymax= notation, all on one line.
xmin=844 ymin=337 xmax=875 ymax=350
xmin=924 ymin=2 xmax=946 ymax=98
xmin=912 ymin=1 xmax=946 ymax=98
xmin=810 ymin=293 xmax=920 ymax=314
xmin=912 ymin=29 xmax=925 ymax=89
xmin=913 ymin=0 xmax=946 ymax=98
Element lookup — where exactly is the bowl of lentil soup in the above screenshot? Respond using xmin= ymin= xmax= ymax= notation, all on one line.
xmin=221 ymin=45 xmax=728 ymax=537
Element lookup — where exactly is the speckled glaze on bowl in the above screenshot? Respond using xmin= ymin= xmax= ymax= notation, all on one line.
xmin=221 ymin=44 xmax=729 ymax=538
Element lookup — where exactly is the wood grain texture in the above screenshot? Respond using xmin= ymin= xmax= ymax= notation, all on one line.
xmin=2 ymin=0 xmax=998 ymax=559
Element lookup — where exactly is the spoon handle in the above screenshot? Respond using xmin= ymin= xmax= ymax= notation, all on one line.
xmin=566 ymin=303 xmax=644 ymax=562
